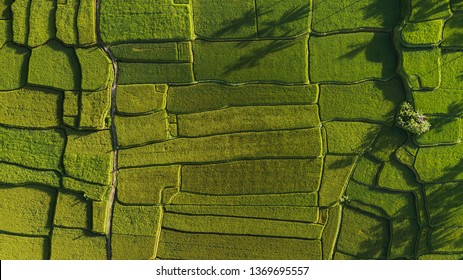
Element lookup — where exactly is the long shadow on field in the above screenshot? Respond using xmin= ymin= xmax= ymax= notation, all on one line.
xmin=410 ymin=0 xmax=451 ymax=21
xmin=209 ymin=9 xmax=258 ymax=39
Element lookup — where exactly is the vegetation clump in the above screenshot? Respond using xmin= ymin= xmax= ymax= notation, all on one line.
xmin=396 ymin=102 xmax=430 ymax=135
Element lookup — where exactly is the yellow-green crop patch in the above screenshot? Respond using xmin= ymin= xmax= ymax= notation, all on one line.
xmin=0 ymin=42 xmax=29 ymax=90
xmin=0 ymin=234 xmax=49 ymax=260
xmin=54 ymin=191 xmax=91 ymax=230
xmin=401 ymin=20 xmax=443 ymax=46
xmin=50 ymin=228 xmax=107 ymax=260
xmin=118 ymin=62 xmax=194 ymax=85
xmin=324 ymin=121 xmax=382 ymax=154
xmin=401 ymin=48 xmax=441 ymax=90
xmin=28 ymin=0 xmax=55 ymax=47
xmin=0 ymin=162 xmax=60 ymax=188
xmin=116 ymin=84 xmax=167 ymax=115
xmin=415 ymin=144 xmax=463 ymax=182
xmin=112 ymin=203 xmax=162 ymax=236
xmin=115 ymin=111 xmax=168 ymax=147
xmin=110 ymin=42 xmax=191 ymax=62
xmin=409 ymin=0 xmax=452 ymax=22
xmin=55 ymin=0 xmax=78 ymax=45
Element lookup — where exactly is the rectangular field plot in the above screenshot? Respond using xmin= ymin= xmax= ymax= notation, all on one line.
xmin=193 ymin=38 xmax=309 ymax=83
xmin=324 ymin=121 xmax=382 ymax=154
xmin=0 ymin=162 xmax=60 ymax=188
xmin=425 ymin=182 xmax=463 ymax=227
xmin=112 ymin=234 xmax=157 ymax=260
xmin=110 ymin=42 xmax=191 ymax=62
xmin=414 ymin=144 xmax=463 ymax=182
xmin=54 ymin=191 xmax=91 ymax=230
xmin=116 ymin=84 xmax=167 ymax=115
xmin=177 ymin=105 xmax=319 ymax=137
xmin=0 ymin=234 xmax=49 ymax=260
xmin=167 ymin=83 xmax=318 ymax=113
xmin=112 ymin=203 xmax=162 ymax=236
xmin=309 ymin=32 xmax=396 ymax=83
xmin=181 ymin=159 xmax=322 ymax=195
xmin=55 ymin=0 xmax=79 ymax=45
xmin=157 ymin=229 xmax=322 ymax=259
xmin=115 ymin=111 xmax=169 ymax=147
xmin=119 ymin=128 xmax=322 ymax=167
xmin=118 ymin=62 xmax=193 ymax=84
xmin=28 ymin=0 xmax=55 ymax=47
xmin=51 ymin=228 xmax=107 ymax=260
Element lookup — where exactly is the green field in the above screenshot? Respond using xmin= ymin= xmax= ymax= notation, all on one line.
xmin=1 ymin=0 xmax=463 ymax=260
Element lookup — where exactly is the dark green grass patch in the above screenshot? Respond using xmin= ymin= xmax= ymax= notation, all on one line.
xmin=119 ymin=128 xmax=322 ymax=167
xmin=117 ymin=165 xmax=180 ymax=205
xmin=409 ymin=0 xmax=452 ymax=22
xmin=401 ymin=48 xmax=441 ymax=90
xmin=167 ymin=83 xmax=318 ymax=113
xmin=55 ymin=0 xmax=78 ymax=45
xmin=115 ymin=111 xmax=169 ymax=147
xmin=177 ymin=105 xmax=319 ymax=137
xmin=309 ymin=32 xmax=396 ymax=83
xmin=370 ymin=127 xmax=408 ymax=162
xmin=79 ymin=89 xmax=111 ymax=130
xmin=412 ymin=89 xmax=463 ymax=114
xmin=77 ymin=0 xmax=96 ymax=46
xmin=352 ymin=155 xmax=382 ymax=186
xmin=76 ymin=47 xmax=113 ymax=91
xmin=319 ymin=155 xmax=357 ymax=207
xmin=157 ymin=229 xmax=322 ymax=259
xmin=64 ymin=129 xmax=113 ymax=185
xmin=425 ymin=182 xmax=463 ymax=227
xmin=430 ymin=227 xmax=463 ymax=253
xmin=440 ymin=50 xmax=463 ymax=89
xmin=401 ymin=20 xmax=443 ymax=46
xmin=312 ymin=0 xmax=399 ymax=33
xmin=11 ymin=0 xmax=29 ymax=45
xmin=0 ymin=185 xmax=56 ymax=235
xmin=0 ymin=126 xmax=65 ymax=170
xmin=110 ymin=42 xmax=191 ymax=62
xmin=415 ymin=116 xmax=461 ymax=146
xmin=62 ymin=177 xmax=110 ymax=201
xmin=324 ymin=121 xmax=382 ymax=154
xmin=0 ymin=234 xmax=48 ymax=260
xmin=451 ymin=0 xmax=463 ymax=10
xmin=442 ymin=14 xmax=463 ymax=48
xmin=112 ymin=203 xmax=161 ymax=236
xmin=112 ymin=234 xmax=157 ymax=260
xmin=319 ymin=79 xmax=404 ymax=124
xmin=116 ymin=84 xmax=166 ymax=115
xmin=165 ymin=205 xmax=318 ymax=223
xmin=63 ymin=91 xmax=79 ymax=127
xmin=51 ymin=228 xmax=107 ymax=260
xmin=118 ymin=62 xmax=193 ymax=84
xmin=181 ymin=159 xmax=323 ymax=195
xmin=336 ymin=207 xmax=389 ymax=259
xmin=0 ymin=19 xmax=12 ymax=46
xmin=193 ymin=38 xmax=308 ymax=83
xmin=28 ymin=0 xmax=55 ymax=47
xmin=54 ymin=191 xmax=91 ymax=230
xmin=378 ymin=160 xmax=421 ymax=192
xmin=0 ymin=42 xmax=29 ymax=90
xmin=419 ymin=253 xmax=463 ymax=260
xmin=192 ymin=0 xmax=256 ymax=39
xmin=389 ymin=219 xmax=419 ymax=259
xmin=0 ymin=162 xmax=60 ymax=187
xmin=28 ymin=40 xmax=81 ymax=90
xmin=256 ymin=0 xmax=310 ymax=38
xmin=321 ymin=205 xmax=342 ymax=260
xmin=0 ymin=86 xmax=61 ymax=128
xmin=100 ymin=0 xmax=192 ymax=43
xmin=92 ymin=200 xmax=109 ymax=234
xmin=0 ymin=0 xmax=14 ymax=19
xmin=170 ymin=192 xmax=318 ymax=207
xmin=415 ymin=143 xmax=463 ymax=182
xmin=162 ymin=211 xmax=323 ymax=239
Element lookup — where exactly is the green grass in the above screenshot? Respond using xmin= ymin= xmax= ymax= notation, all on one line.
xmin=0 ymin=162 xmax=60 ymax=187
xmin=100 ymin=0 xmax=192 ymax=44
xmin=79 ymin=89 xmax=111 ymax=130
xmin=192 ymin=0 xmax=256 ymax=39
xmin=55 ymin=0 xmax=78 ymax=45
xmin=412 ymin=89 xmax=463 ymax=114
xmin=452 ymin=0 xmax=463 ymax=10
xmin=165 ymin=205 xmax=319 ymax=223
xmin=112 ymin=234 xmax=157 ymax=260
xmin=193 ymin=38 xmax=309 ymax=83
xmin=0 ymin=185 xmax=56 ymax=235
xmin=0 ymin=42 xmax=29 ymax=90
xmin=162 ymin=211 xmax=323 ymax=239
xmin=110 ymin=42 xmax=191 ymax=62
xmin=76 ymin=47 xmax=113 ymax=91
xmin=92 ymin=200 xmax=109 ymax=234
xmin=430 ymin=227 xmax=463 ymax=252
xmin=28 ymin=40 xmax=81 ymax=90
xmin=401 ymin=48 xmax=441 ymax=90
xmin=50 ymin=228 xmax=107 ymax=260
xmin=318 ymin=155 xmax=357 ymax=207
xmin=321 ymin=205 xmax=342 ymax=260
xmin=28 ymin=0 xmax=55 ymax=47
xmin=62 ymin=177 xmax=110 ymax=201
xmin=440 ymin=51 xmax=463 ymax=89
xmin=157 ymin=229 xmax=322 ymax=259
xmin=116 ymin=84 xmax=166 ymax=115
xmin=389 ymin=219 xmax=419 ymax=259
xmin=352 ymin=155 xmax=382 ymax=186
xmin=415 ymin=116 xmax=461 ymax=146
xmin=167 ymin=83 xmax=318 ymax=113
xmin=256 ymin=0 xmax=310 ymax=38
xmin=54 ymin=191 xmax=91 ymax=230
xmin=0 ymin=234 xmax=48 ymax=260
xmin=401 ymin=20 xmax=443 ymax=46
xmin=115 ymin=111 xmax=169 ymax=147
xmin=117 ymin=165 xmax=180 ymax=205
xmin=119 ymin=128 xmax=322 ymax=167
xmin=181 ymin=159 xmax=322 ymax=195
xmin=378 ymin=160 xmax=420 ymax=192
xmin=0 ymin=19 xmax=12 ymax=46
xmin=409 ymin=0 xmax=452 ymax=22
xmin=170 ymin=192 xmax=318 ymax=207
xmin=346 ymin=180 xmax=417 ymax=219
xmin=309 ymin=32 xmax=396 ymax=83
xmin=112 ymin=203 xmax=162 ymax=236
xmin=336 ymin=207 xmax=389 ymax=259
xmin=0 ymin=126 xmax=65 ymax=170
xmin=63 ymin=91 xmax=79 ymax=127
xmin=118 ymin=62 xmax=193 ymax=84
xmin=312 ymin=0 xmax=399 ymax=33
xmin=77 ymin=0 xmax=96 ymax=46
xmin=419 ymin=254 xmax=463 ymax=260
xmin=63 ymin=129 xmax=113 ymax=185
xmin=11 ymin=0 xmax=29 ymax=45
xmin=177 ymin=105 xmax=319 ymax=136
xmin=395 ymin=146 xmax=416 ymax=169
xmin=319 ymin=79 xmax=404 ymax=124
xmin=442 ymin=14 xmax=463 ymax=48
xmin=0 ymin=86 xmax=61 ymax=128
xmin=324 ymin=121 xmax=382 ymax=154
xmin=414 ymin=143 xmax=463 ymax=182
xmin=425 ymin=182 xmax=463 ymax=227
xmin=370 ymin=127 xmax=408 ymax=161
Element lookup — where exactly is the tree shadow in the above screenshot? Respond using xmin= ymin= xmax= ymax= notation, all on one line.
xmin=258 ymin=3 xmax=311 ymax=37
xmin=411 ymin=0 xmax=451 ymax=21
xmin=209 ymin=8 xmax=258 ymax=39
